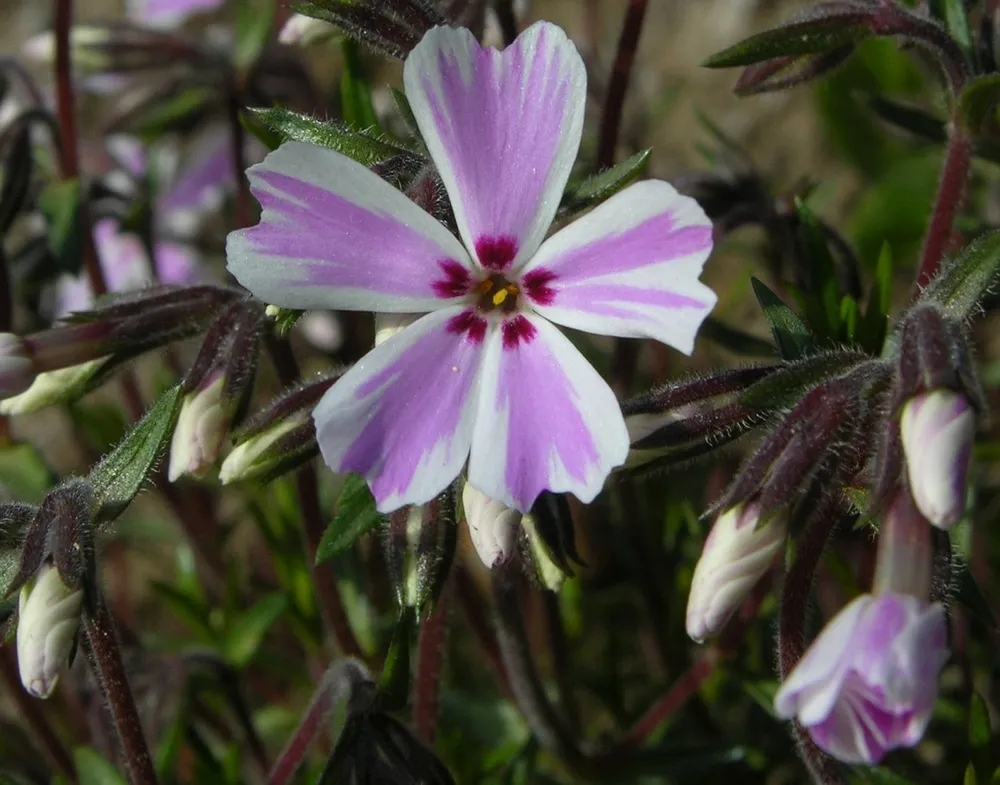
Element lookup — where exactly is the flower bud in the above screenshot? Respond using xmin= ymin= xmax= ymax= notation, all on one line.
xmin=686 ymin=501 xmax=786 ymax=643
xmin=278 ymin=13 xmax=336 ymax=46
xmin=374 ymin=313 xmax=418 ymax=347
xmin=0 ymin=359 xmax=106 ymax=415
xmin=168 ymin=372 xmax=227 ymax=480
xmin=873 ymin=489 xmax=933 ymax=601
xmin=0 ymin=334 xmax=34 ymax=398
xmin=218 ymin=412 xmax=310 ymax=484
xmin=900 ymin=389 xmax=974 ymax=530
xmin=16 ymin=563 xmax=83 ymax=699
xmin=462 ymin=483 xmax=520 ymax=569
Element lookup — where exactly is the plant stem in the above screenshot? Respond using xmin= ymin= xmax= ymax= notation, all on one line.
xmin=599 ymin=0 xmax=648 ymax=395
xmin=266 ymin=335 xmax=365 ymax=659
xmin=453 ymin=564 xmax=511 ymax=695
xmin=81 ymin=599 xmax=159 ymax=785
xmin=268 ymin=659 xmax=371 ymax=785
xmin=778 ymin=495 xmax=846 ymax=785
xmin=226 ymin=81 xmax=251 ymax=231
xmin=914 ymin=127 xmax=972 ymax=293
xmin=413 ymin=591 xmax=448 ymax=745
xmin=490 ymin=564 xmax=584 ymax=770
xmin=0 ymin=647 xmax=76 ymax=780
xmin=540 ymin=588 xmax=578 ymax=733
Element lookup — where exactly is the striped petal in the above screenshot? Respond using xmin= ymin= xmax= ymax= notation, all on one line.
xmin=468 ymin=314 xmax=628 ymax=512
xmin=404 ymin=22 xmax=585 ymax=270
xmin=520 ymin=181 xmax=717 ymax=353
xmin=227 ymin=141 xmax=475 ymax=313
xmin=313 ymin=306 xmax=488 ymax=512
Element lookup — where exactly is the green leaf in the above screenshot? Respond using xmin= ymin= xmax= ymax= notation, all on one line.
xmin=87 ymin=385 xmax=183 ymax=525
xmin=919 ymin=230 xmax=1000 ymax=319
xmin=74 ymin=748 xmax=128 ymax=785
xmin=959 ymin=74 xmax=1000 ymax=134
xmin=38 ymin=179 xmax=83 ymax=275
xmin=234 ymin=0 xmax=275 ymax=71
xmin=378 ymin=607 xmax=415 ymax=711
xmin=390 ymin=87 xmax=420 ymax=140
xmin=750 ymin=277 xmax=816 ymax=360
xmin=315 ymin=474 xmax=382 ymax=564
xmin=970 ymin=692 xmax=992 ymax=749
xmin=128 ymin=86 xmax=215 ymax=138
xmin=223 ymin=593 xmax=289 ymax=668
xmin=739 ymin=350 xmax=866 ymax=409
xmin=742 ymin=680 xmax=779 ymax=719
xmin=150 ymin=581 xmax=216 ymax=642
xmin=0 ymin=443 xmax=53 ymax=503
xmin=340 ymin=38 xmax=378 ymax=129
xmin=858 ymin=242 xmax=893 ymax=355
xmin=938 ymin=0 xmax=975 ymax=69
xmin=246 ymin=107 xmax=404 ymax=166
xmin=703 ymin=12 xmax=872 ymax=68
xmin=793 ymin=200 xmax=843 ymax=341
xmin=559 ymin=150 xmax=651 ymax=215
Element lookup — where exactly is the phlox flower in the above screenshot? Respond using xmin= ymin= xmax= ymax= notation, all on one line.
xmin=227 ymin=22 xmax=717 ymax=512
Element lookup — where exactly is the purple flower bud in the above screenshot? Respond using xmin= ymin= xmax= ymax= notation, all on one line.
xmin=0 ymin=334 xmax=35 ymax=398
xmin=462 ymin=483 xmax=520 ymax=569
xmin=686 ymin=501 xmax=786 ymax=643
xmin=168 ymin=372 xmax=228 ymax=480
xmin=873 ymin=489 xmax=933 ymax=601
xmin=774 ymin=593 xmax=948 ymax=765
xmin=16 ymin=563 xmax=83 ymax=699
xmin=900 ymin=389 xmax=975 ymax=529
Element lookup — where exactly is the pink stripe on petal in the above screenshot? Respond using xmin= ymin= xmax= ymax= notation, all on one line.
xmin=129 ymin=0 xmax=223 ymax=27
xmin=468 ymin=315 xmax=628 ymax=512
xmin=525 ymin=181 xmax=717 ymax=352
xmin=404 ymin=22 xmax=586 ymax=266
xmin=314 ymin=307 xmax=486 ymax=512
xmin=226 ymin=141 xmax=473 ymax=313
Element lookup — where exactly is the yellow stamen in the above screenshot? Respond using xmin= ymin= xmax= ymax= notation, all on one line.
xmin=492 ymin=288 xmax=509 ymax=306
xmin=475 ymin=279 xmax=494 ymax=295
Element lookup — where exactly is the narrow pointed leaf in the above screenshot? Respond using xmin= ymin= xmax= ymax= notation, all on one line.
xmin=316 ymin=474 xmax=382 ymax=564
xmin=750 ymin=277 xmax=817 ymax=360
xmin=224 ymin=593 xmax=289 ymax=668
xmin=739 ymin=350 xmax=867 ymax=409
xmin=958 ymin=74 xmax=1000 ymax=134
xmin=560 ymin=149 xmax=651 ymax=215
xmin=703 ymin=11 xmax=873 ymax=69
xmin=247 ymin=107 xmax=406 ymax=166
xmin=88 ymin=385 xmax=183 ymax=525
xmin=919 ymin=230 xmax=1000 ymax=318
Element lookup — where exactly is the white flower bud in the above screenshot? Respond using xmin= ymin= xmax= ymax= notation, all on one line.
xmin=0 ymin=333 xmax=34 ymax=399
xmin=218 ymin=413 xmax=307 ymax=485
xmin=168 ymin=373 xmax=228 ymax=481
xmin=17 ymin=564 xmax=83 ymax=699
xmin=900 ymin=389 xmax=975 ymax=530
xmin=0 ymin=359 xmax=106 ymax=415
xmin=278 ymin=13 xmax=336 ymax=46
xmin=686 ymin=502 xmax=786 ymax=643
xmin=462 ymin=482 xmax=520 ymax=569
xmin=23 ymin=27 xmax=112 ymax=70
xmin=374 ymin=313 xmax=419 ymax=347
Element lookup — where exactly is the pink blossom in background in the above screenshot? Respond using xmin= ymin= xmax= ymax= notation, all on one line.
xmin=127 ymin=0 xmax=225 ymax=29
xmin=226 ymin=22 xmax=717 ymax=513
xmin=774 ymin=593 xmax=948 ymax=765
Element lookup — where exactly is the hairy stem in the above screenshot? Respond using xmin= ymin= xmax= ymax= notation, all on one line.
xmin=226 ymin=81 xmax=251 ymax=231
xmin=413 ymin=592 xmax=449 ymax=745
xmin=0 ymin=647 xmax=76 ymax=780
xmin=268 ymin=659 xmax=371 ymax=785
xmin=81 ymin=600 xmax=158 ymax=785
xmin=914 ymin=127 xmax=972 ymax=293
xmin=491 ymin=564 xmax=584 ymax=770
xmin=266 ymin=335 xmax=364 ymax=659
xmin=453 ymin=564 xmax=511 ymax=695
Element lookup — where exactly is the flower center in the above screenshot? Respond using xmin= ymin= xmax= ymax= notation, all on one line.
xmin=475 ymin=274 xmax=521 ymax=314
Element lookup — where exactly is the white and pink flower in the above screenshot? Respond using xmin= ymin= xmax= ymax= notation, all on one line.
xmin=226 ymin=22 xmax=717 ymax=513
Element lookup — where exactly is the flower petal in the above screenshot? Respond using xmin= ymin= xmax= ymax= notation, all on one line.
xmin=404 ymin=22 xmax=585 ymax=268
xmin=313 ymin=306 xmax=487 ymax=512
xmin=521 ymin=181 xmax=716 ymax=353
xmin=774 ymin=595 xmax=871 ymax=724
xmin=227 ymin=141 xmax=475 ymax=313
xmin=127 ymin=0 xmax=223 ymax=28
xmin=467 ymin=314 xmax=628 ymax=512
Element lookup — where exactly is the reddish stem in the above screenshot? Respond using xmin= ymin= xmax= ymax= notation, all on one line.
xmin=599 ymin=0 xmax=648 ymax=395
xmin=413 ymin=592 xmax=449 ymax=745
xmin=226 ymin=82 xmax=251 ymax=231
xmin=603 ymin=654 xmax=717 ymax=757
xmin=914 ymin=128 xmax=972 ymax=294
xmin=453 ymin=565 xmax=511 ymax=695
xmin=266 ymin=336 xmax=365 ymax=659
